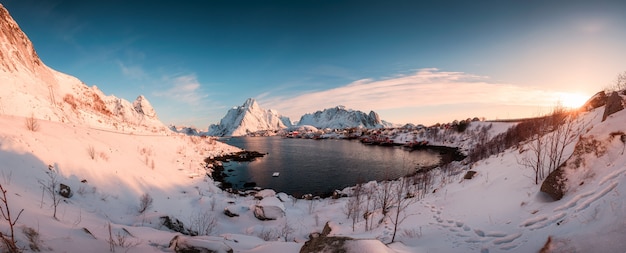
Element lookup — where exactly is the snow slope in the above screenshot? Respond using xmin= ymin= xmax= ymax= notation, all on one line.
xmin=0 ymin=5 xmax=166 ymax=134
xmin=1 ymin=3 xmax=625 ymax=253
xmin=207 ymin=98 xmax=292 ymax=136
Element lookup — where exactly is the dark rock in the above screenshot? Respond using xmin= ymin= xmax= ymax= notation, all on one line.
xmin=463 ymin=170 xmax=477 ymax=180
xmin=300 ymin=222 xmax=392 ymax=253
xmin=540 ymin=167 xmax=567 ymax=201
xmin=160 ymin=216 xmax=196 ymax=236
xmin=59 ymin=183 xmax=71 ymax=198
xmin=169 ymin=235 xmax=233 ymax=253
xmin=602 ymin=91 xmax=624 ymax=121
xmin=299 ymin=235 xmax=352 ymax=253
xmin=223 ymin=208 xmax=239 ymax=217
xmin=583 ymin=91 xmax=607 ymax=111
xmin=322 ymin=222 xmax=332 ymax=236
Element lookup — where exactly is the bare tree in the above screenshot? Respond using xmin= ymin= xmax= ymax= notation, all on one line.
xmin=376 ymin=172 xmax=394 ymax=219
xmin=519 ymin=105 xmax=585 ymax=184
xmin=612 ymin=71 xmax=626 ymax=91
xmin=390 ymin=177 xmax=417 ymax=243
xmin=363 ymin=185 xmax=375 ymax=231
xmin=344 ymin=183 xmax=363 ymax=232
xmin=0 ymin=184 xmax=23 ymax=253
xmin=39 ymin=169 xmax=62 ymax=220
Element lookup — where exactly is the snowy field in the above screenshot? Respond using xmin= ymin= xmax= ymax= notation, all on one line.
xmin=1 ymin=104 xmax=625 ymax=252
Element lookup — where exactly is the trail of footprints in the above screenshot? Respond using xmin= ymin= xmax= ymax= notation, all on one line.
xmin=425 ymin=202 xmax=522 ymax=252
xmin=424 ymin=167 xmax=624 ymax=252
xmin=520 ymin=168 xmax=623 ymax=230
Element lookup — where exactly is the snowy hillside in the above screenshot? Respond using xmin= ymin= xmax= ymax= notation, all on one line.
xmin=298 ymin=105 xmax=383 ymax=129
xmin=1 ymin=3 xmax=626 ymax=253
xmin=207 ymin=98 xmax=292 ymax=136
xmin=0 ymin=5 xmax=166 ymax=134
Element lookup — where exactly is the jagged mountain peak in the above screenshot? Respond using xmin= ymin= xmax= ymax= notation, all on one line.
xmin=242 ymin=97 xmax=259 ymax=109
xmin=207 ymin=98 xmax=292 ymax=136
xmin=298 ymin=106 xmax=383 ymax=129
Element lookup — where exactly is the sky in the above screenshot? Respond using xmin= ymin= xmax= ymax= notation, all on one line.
xmin=3 ymin=0 xmax=626 ymax=127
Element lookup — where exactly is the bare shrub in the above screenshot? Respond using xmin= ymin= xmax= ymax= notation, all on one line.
xmin=25 ymin=113 xmax=39 ymax=132
xmin=279 ymin=220 xmax=295 ymax=242
xmin=0 ymin=184 xmax=23 ymax=253
xmin=401 ymin=227 xmax=422 ymax=240
xmin=22 ymin=227 xmax=41 ymax=252
xmin=38 ymin=169 xmax=61 ymax=220
xmin=611 ymin=71 xmax=626 ymax=91
xmin=188 ymin=210 xmax=218 ymax=236
xmin=137 ymin=193 xmax=153 ymax=214
xmin=257 ymin=227 xmax=276 ymax=241
xmin=87 ymin=145 xmax=96 ymax=160
xmin=106 ymin=223 xmax=140 ymax=253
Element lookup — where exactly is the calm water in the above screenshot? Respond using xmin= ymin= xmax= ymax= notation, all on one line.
xmin=220 ymin=136 xmax=441 ymax=196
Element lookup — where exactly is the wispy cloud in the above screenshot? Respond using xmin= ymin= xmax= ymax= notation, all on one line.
xmin=260 ymin=68 xmax=578 ymax=121
xmin=117 ymin=61 xmax=146 ymax=80
xmin=153 ymin=74 xmax=208 ymax=106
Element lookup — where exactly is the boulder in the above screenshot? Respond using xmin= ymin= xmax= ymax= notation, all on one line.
xmin=256 ymin=189 xmax=276 ymax=198
xmin=602 ymin=91 xmax=624 ymax=121
xmin=253 ymin=197 xmax=285 ymax=221
xmin=540 ymin=167 xmax=567 ymax=201
xmin=59 ymin=183 xmax=71 ymax=198
xmin=161 ymin=216 xmax=196 ymax=236
xmin=583 ymin=91 xmax=607 ymax=111
xmin=463 ymin=170 xmax=477 ymax=180
xmin=223 ymin=204 xmax=248 ymax=217
xmin=169 ymin=235 xmax=233 ymax=253
xmin=300 ymin=224 xmax=394 ymax=253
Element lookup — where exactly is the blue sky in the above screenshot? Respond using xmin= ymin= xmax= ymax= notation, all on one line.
xmin=4 ymin=0 xmax=626 ymax=127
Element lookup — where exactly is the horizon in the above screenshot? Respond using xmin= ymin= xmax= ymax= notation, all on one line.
xmin=3 ymin=0 xmax=626 ymax=128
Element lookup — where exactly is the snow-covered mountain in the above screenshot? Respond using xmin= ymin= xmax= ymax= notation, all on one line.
xmin=297 ymin=105 xmax=383 ymax=129
xmin=207 ymin=98 xmax=292 ymax=136
xmin=3 ymin=4 xmax=626 ymax=252
xmin=0 ymin=5 xmax=166 ymax=133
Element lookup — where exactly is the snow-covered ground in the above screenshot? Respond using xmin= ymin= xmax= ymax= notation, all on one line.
xmin=1 ymin=99 xmax=626 ymax=252
xmin=2 ymin=3 xmax=625 ymax=252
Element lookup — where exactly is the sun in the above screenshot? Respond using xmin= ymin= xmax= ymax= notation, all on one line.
xmin=559 ymin=93 xmax=589 ymax=109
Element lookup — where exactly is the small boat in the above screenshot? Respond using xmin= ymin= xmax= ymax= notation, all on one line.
xmin=272 ymin=172 xmax=280 ymax=177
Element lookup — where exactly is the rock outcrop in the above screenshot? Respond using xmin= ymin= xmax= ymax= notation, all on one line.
xmin=602 ymin=91 xmax=624 ymax=121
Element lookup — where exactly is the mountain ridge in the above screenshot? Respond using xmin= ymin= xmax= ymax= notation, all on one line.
xmin=0 ymin=4 xmax=166 ymax=133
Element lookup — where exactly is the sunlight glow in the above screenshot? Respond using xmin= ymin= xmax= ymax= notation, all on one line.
xmin=558 ymin=92 xmax=589 ymax=109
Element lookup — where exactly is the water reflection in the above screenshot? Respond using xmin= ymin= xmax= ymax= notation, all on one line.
xmin=222 ymin=136 xmax=440 ymax=196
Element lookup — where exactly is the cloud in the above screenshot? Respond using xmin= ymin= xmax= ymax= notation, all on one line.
xmin=153 ymin=74 xmax=208 ymax=106
xmin=117 ymin=61 xmax=146 ymax=80
xmin=260 ymin=68 xmax=578 ymax=121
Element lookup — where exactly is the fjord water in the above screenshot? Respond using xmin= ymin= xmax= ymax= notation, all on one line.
xmin=221 ymin=136 xmax=440 ymax=196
